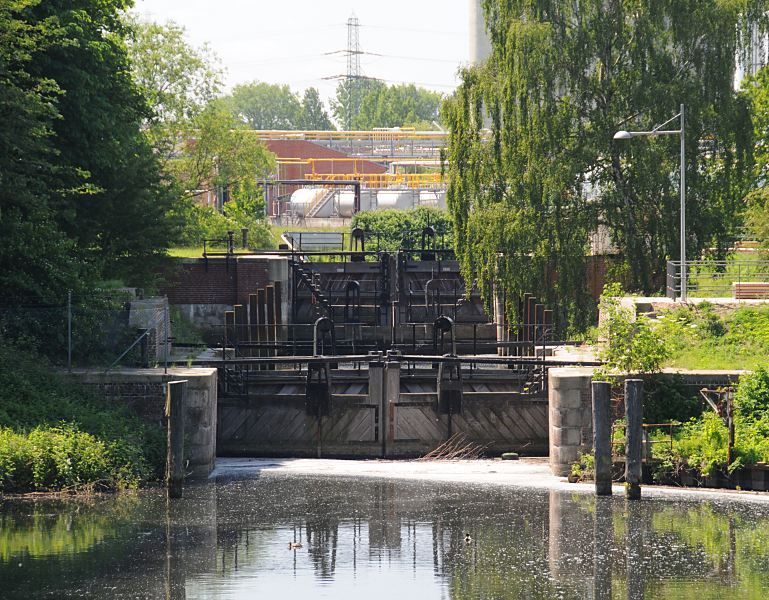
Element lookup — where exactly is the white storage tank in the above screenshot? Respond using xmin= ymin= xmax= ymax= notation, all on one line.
xmin=290 ymin=187 xmax=328 ymax=217
xmin=336 ymin=190 xmax=376 ymax=217
xmin=337 ymin=191 xmax=356 ymax=217
xmin=419 ymin=190 xmax=447 ymax=208
xmin=377 ymin=189 xmax=415 ymax=211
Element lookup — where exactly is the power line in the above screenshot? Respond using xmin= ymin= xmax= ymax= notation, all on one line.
xmin=359 ymin=23 xmax=464 ymax=36
xmin=325 ymin=49 xmax=461 ymax=64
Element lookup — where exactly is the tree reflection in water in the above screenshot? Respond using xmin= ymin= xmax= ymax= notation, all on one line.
xmin=3 ymin=476 xmax=769 ymax=598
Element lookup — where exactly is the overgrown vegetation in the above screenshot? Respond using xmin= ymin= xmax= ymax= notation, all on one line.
xmin=650 ymin=368 xmax=769 ymax=479
xmin=595 ymin=283 xmax=669 ymax=376
xmin=592 ymin=287 xmax=769 ymax=481
xmin=350 ymin=206 xmax=453 ymax=252
xmin=0 ymin=342 xmax=163 ymax=493
xmin=174 ymin=195 xmax=275 ymax=250
xmin=657 ymin=302 xmax=769 ymax=370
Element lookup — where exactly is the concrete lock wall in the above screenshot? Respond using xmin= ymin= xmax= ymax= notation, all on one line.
xmin=67 ymin=368 xmax=218 ymax=478
xmin=548 ymin=368 xmax=595 ymax=476
xmin=548 ymin=367 xmax=747 ymax=477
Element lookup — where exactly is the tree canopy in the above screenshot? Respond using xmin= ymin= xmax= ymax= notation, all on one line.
xmin=1 ymin=0 xmax=179 ymax=301
xmin=333 ymin=80 xmax=443 ymax=130
xmin=125 ymin=19 xmax=276 ymax=246
xmin=225 ymin=81 xmax=334 ymax=131
xmin=743 ymin=64 xmax=769 ymax=247
xmin=126 ymin=17 xmax=221 ymax=161
xmin=443 ymin=0 xmax=768 ymax=331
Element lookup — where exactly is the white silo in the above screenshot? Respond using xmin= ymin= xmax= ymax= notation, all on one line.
xmin=469 ymin=0 xmax=492 ymax=65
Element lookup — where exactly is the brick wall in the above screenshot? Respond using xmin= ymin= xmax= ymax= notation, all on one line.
xmin=88 ymin=381 xmax=166 ymax=424
xmin=234 ymin=257 xmax=270 ymax=306
xmin=162 ymin=257 xmax=272 ymax=306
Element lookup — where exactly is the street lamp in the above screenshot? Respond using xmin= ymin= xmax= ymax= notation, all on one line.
xmin=613 ymin=104 xmax=687 ymax=302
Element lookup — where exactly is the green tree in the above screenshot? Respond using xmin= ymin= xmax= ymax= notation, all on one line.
xmin=226 ymin=81 xmax=302 ymax=130
xmin=356 ymin=83 xmax=442 ymax=129
xmin=743 ymin=65 xmax=769 ymax=248
xmin=170 ymin=101 xmax=276 ymax=203
xmin=22 ymin=0 xmax=177 ymax=284
xmin=299 ymin=87 xmax=334 ymax=130
xmin=0 ymin=0 xmax=87 ymax=303
xmin=125 ymin=17 xmax=222 ymax=162
xmin=170 ymin=101 xmax=276 ymax=246
xmin=331 ymin=78 xmax=384 ymax=129
xmin=443 ymin=0 xmax=765 ymax=330
xmin=332 ymin=79 xmax=442 ymax=130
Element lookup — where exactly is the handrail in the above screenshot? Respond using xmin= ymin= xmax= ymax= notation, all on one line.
xmin=667 ymin=258 xmax=769 ymax=298
xmin=200 ymin=354 xmax=602 ymax=367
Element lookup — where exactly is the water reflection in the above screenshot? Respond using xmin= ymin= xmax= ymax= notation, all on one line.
xmin=3 ymin=475 xmax=769 ymax=598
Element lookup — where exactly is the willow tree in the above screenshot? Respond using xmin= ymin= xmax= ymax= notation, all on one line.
xmin=444 ymin=0 xmax=766 ymax=331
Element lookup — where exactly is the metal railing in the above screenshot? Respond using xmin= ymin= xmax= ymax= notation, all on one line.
xmin=667 ymin=259 xmax=769 ymax=299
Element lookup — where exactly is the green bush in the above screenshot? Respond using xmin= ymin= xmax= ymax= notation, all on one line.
xmin=0 ymin=425 xmax=149 ymax=492
xmin=0 ymin=341 xmax=164 ymax=493
xmin=643 ymin=374 xmax=702 ymax=424
xmin=176 ymin=198 xmax=274 ymax=249
xmin=735 ymin=367 xmax=769 ymax=421
xmin=674 ymin=412 xmax=730 ymax=477
xmin=351 ymin=206 xmax=453 ymax=252
xmin=596 ymin=283 xmax=669 ymax=375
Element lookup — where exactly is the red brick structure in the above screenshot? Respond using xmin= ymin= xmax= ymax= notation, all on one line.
xmin=162 ymin=257 xmax=273 ymax=307
xmin=263 ymin=139 xmax=386 ymax=217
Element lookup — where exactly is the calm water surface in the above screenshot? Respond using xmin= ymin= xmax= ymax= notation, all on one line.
xmin=3 ymin=473 xmax=769 ymax=599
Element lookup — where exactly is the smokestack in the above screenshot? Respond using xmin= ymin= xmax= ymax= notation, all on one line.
xmin=469 ymin=0 xmax=492 ymax=65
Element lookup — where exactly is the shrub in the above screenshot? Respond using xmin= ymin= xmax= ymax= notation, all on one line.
xmin=643 ymin=374 xmax=703 ymax=424
xmin=351 ymin=206 xmax=453 ymax=252
xmin=0 ymin=341 xmax=164 ymax=492
xmin=735 ymin=367 xmax=769 ymax=421
xmin=596 ymin=283 xmax=669 ymax=374
xmin=176 ymin=198 xmax=274 ymax=249
xmin=674 ymin=412 xmax=730 ymax=476
xmin=0 ymin=425 xmax=148 ymax=492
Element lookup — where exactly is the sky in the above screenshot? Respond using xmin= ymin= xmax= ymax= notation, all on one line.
xmin=132 ymin=0 xmax=471 ymax=107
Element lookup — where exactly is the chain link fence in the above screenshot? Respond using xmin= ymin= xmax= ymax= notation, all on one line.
xmin=0 ymin=293 xmax=172 ymax=369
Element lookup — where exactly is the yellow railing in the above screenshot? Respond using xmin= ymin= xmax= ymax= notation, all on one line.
xmin=304 ymin=172 xmax=444 ymax=189
xmin=249 ymin=129 xmax=448 ymax=142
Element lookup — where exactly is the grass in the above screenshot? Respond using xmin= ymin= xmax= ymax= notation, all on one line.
xmin=656 ymin=302 xmax=769 ymax=370
xmin=687 ymin=250 xmax=769 ymax=298
xmin=665 ymin=344 xmax=766 ymax=370
xmin=167 ymin=246 xmax=206 ymax=258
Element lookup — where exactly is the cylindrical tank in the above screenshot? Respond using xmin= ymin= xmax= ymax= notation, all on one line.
xmin=337 ymin=191 xmax=356 ymax=217
xmin=419 ymin=190 xmax=447 ymax=208
xmin=290 ymin=187 xmax=327 ymax=217
xmin=469 ymin=0 xmax=492 ymax=65
xmin=377 ymin=190 xmax=415 ymax=211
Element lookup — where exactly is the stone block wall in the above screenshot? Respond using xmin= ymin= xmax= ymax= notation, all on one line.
xmin=67 ymin=368 xmax=218 ymax=478
xmin=548 ymin=367 xmax=748 ymax=477
xmin=548 ymin=368 xmax=595 ymax=476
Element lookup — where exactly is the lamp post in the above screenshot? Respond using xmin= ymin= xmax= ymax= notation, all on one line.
xmin=614 ymin=104 xmax=687 ymax=302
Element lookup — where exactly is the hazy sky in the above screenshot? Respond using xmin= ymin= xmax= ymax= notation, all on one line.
xmin=132 ymin=0 xmax=470 ymax=106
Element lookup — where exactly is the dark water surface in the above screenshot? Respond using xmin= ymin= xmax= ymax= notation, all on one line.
xmin=3 ymin=473 xmax=769 ymax=599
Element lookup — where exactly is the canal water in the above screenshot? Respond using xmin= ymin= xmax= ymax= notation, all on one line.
xmin=3 ymin=473 xmax=769 ymax=599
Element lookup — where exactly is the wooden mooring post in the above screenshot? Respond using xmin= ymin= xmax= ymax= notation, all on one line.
xmin=166 ymin=380 xmax=187 ymax=499
xmin=592 ymin=381 xmax=612 ymax=496
xmin=625 ymin=379 xmax=644 ymax=500
xmin=368 ymin=360 xmax=385 ymax=457
xmin=384 ymin=360 xmax=400 ymax=457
